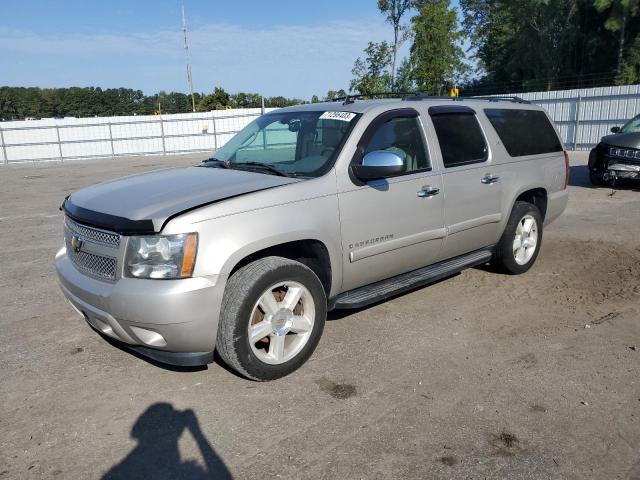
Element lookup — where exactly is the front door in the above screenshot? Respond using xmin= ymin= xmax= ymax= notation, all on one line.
xmin=337 ymin=109 xmax=446 ymax=292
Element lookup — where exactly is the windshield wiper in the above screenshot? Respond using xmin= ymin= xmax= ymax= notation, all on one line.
xmin=233 ymin=162 xmax=290 ymax=177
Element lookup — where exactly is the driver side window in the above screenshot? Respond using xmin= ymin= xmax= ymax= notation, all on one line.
xmin=364 ymin=117 xmax=430 ymax=173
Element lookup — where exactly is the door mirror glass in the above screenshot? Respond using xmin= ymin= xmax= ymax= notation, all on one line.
xmin=353 ymin=150 xmax=406 ymax=180
xmin=611 ymin=126 xmax=621 ymax=133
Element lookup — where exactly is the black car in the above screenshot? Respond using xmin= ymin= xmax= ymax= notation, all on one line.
xmin=589 ymin=113 xmax=640 ymax=186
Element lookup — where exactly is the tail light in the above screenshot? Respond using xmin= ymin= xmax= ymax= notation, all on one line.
xmin=563 ymin=150 xmax=570 ymax=189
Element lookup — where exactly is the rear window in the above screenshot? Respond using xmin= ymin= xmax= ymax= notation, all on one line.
xmin=484 ymin=109 xmax=563 ymax=157
xmin=431 ymin=113 xmax=488 ymax=168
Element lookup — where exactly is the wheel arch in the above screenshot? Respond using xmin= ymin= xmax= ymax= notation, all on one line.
xmin=225 ymin=238 xmax=333 ymax=296
xmin=510 ymin=187 xmax=548 ymax=221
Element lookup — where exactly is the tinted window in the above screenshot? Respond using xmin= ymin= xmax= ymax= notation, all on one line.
xmin=431 ymin=114 xmax=488 ymax=168
xmin=485 ymin=109 xmax=563 ymax=157
xmin=363 ymin=116 xmax=429 ymax=173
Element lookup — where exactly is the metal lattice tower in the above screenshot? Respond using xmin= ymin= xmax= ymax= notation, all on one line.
xmin=182 ymin=2 xmax=196 ymax=112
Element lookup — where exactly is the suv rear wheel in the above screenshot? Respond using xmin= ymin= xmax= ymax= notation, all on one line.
xmin=494 ymin=201 xmax=543 ymax=274
xmin=216 ymin=256 xmax=326 ymax=381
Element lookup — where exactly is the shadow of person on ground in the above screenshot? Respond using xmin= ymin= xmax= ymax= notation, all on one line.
xmin=102 ymin=403 xmax=232 ymax=480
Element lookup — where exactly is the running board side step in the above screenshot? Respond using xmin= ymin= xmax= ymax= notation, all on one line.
xmin=330 ymin=248 xmax=494 ymax=310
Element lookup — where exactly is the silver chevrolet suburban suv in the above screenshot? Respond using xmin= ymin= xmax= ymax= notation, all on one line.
xmin=55 ymin=96 xmax=569 ymax=380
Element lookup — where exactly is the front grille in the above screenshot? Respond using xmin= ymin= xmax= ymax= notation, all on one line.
xmin=609 ymin=146 xmax=640 ymax=166
xmin=64 ymin=216 xmax=120 ymax=281
xmin=65 ymin=217 xmax=120 ymax=247
xmin=65 ymin=239 xmax=117 ymax=280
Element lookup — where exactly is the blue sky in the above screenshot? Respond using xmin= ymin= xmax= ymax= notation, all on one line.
xmin=0 ymin=0 xmax=463 ymax=99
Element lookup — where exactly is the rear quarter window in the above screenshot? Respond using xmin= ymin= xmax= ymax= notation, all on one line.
xmin=484 ymin=108 xmax=563 ymax=157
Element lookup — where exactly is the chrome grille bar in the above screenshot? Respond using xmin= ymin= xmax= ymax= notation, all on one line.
xmin=64 ymin=216 xmax=120 ymax=247
xmin=64 ymin=216 xmax=120 ymax=281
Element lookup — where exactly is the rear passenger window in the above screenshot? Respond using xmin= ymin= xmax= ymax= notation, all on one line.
xmin=431 ymin=114 xmax=488 ymax=168
xmin=363 ymin=116 xmax=430 ymax=173
xmin=484 ymin=109 xmax=563 ymax=157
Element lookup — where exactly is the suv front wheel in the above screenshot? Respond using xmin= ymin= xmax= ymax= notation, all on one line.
xmin=494 ymin=201 xmax=543 ymax=274
xmin=589 ymin=169 xmax=607 ymax=187
xmin=216 ymin=256 xmax=327 ymax=381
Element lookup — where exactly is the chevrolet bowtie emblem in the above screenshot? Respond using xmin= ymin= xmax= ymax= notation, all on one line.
xmin=70 ymin=235 xmax=83 ymax=253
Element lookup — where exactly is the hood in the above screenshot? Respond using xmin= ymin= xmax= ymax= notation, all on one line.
xmin=601 ymin=132 xmax=640 ymax=149
xmin=63 ymin=166 xmax=300 ymax=234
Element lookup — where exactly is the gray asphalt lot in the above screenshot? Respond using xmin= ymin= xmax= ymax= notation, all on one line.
xmin=1 ymin=152 xmax=639 ymax=479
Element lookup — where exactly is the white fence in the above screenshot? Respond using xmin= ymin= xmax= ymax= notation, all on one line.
xmin=514 ymin=84 xmax=640 ymax=150
xmin=1 ymin=84 xmax=639 ymax=164
xmin=0 ymin=108 xmax=275 ymax=164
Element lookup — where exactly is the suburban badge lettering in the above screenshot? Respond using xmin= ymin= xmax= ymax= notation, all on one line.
xmin=349 ymin=234 xmax=395 ymax=250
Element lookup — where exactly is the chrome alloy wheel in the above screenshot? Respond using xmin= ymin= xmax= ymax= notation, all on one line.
xmin=513 ymin=214 xmax=538 ymax=265
xmin=248 ymin=281 xmax=315 ymax=365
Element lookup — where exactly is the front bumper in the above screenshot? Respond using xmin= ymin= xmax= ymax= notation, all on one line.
xmin=590 ymin=144 xmax=640 ymax=180
xmin=604 ymin=163 xmax=640 ymax=180
xmin=55 ymin=246 xmax=224 ymax=366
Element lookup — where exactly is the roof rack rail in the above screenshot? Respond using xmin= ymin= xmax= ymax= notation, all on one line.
xmin=401 ymin=93 xmax=464 ymax=102
xmin=468 ymin=96 xmax=530 ymax=104
xmin=332 ymin=92 xmax=408 ymax=105
xmin=402 ymin=93 xmax=530 ymax=104
xmin=332 ymin=92 xmax=531 ymax=105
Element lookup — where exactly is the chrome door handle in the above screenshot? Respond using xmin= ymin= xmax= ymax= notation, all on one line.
xmin=481 ymin=174 xmax=500 ymax=184
xmin=417 ymin=186 xmax=440 ymax=198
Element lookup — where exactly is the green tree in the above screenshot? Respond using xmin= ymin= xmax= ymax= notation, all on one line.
xmin=378 ymin=0 xmax=413 ymax=89
xmin=163 ymin=92 xmax=192 ymax=113
xmin=594 ymin=0 xmax=640 ymax=74
xmin=0 ymin=87 xmax=18 ymax=120
xmin=0 ymin=86 xmax=305 ymax=120
xmin=410 ymin=0 xmax=467 ymax=95
xmin=311 ymin=94 xmax=320 ymax=103
xmin=617 ymin=35 xmax=640 ymax=83
xmin=460 ymin=0 xmax=639 ymax=94
xmin=231 ymin=92 xmax=262 ymax=108
xmin=395 ymin=57 xmax=416 ymax=92
xmin=264 ymin=96 xmax=303 ymax=107
xmin=198 ymin=87 xmax=235 ymax=111
xmin=350 ymin=41 xmax=393 ymax=95
xmin=324 ymin=89 xmax=347 ymax=100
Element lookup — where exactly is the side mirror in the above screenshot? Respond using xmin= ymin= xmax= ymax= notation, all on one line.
xmin=611 ymin=126 xmax=621 ymax=133
xmin=287 ymin=119 xmax=301 ymax=132
xmin=352 ymin=150 xmax=406 ymax=180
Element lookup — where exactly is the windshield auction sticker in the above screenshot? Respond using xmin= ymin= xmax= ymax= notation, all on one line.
xmin=320 ymin=111 xmax=357 ymax=122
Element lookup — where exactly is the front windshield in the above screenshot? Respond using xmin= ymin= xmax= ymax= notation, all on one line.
xmin=621 ymin=114 xmax=640 ymax=133
xmin=206 ymin=110 xmax=359 ymax=177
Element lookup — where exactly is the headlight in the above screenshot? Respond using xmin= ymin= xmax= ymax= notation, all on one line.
xmin=125 ymin=233 xmax=198 ymax=279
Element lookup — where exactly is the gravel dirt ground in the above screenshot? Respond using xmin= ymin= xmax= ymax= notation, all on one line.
xmin=1 ymin=152 xmax=639 ymax=479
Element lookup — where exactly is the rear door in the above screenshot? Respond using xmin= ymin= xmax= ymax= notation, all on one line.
xmin=337 ymin=108 xmax=446 ymax=291
xmin=427 ymin=106 xmax=503 ymax=259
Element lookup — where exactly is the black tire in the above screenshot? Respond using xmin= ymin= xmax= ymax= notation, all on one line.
xmin=216 ymin=256 xmax=327 ymax=381
xmin=494 ymin=201 xmax=544 ymax=275
xmin=589 ymin=169 xmax=607 ymax=187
